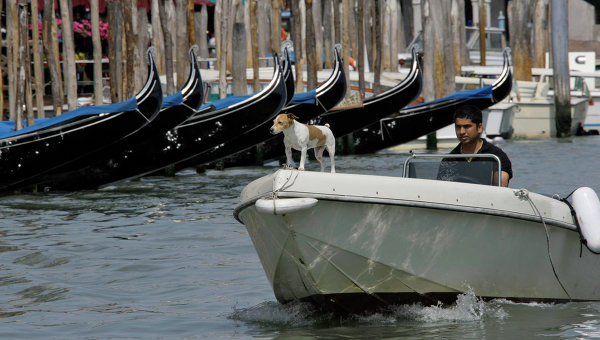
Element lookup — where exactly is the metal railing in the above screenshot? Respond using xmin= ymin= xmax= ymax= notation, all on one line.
xmin=402 ymin=152 xmax=503 ymax=186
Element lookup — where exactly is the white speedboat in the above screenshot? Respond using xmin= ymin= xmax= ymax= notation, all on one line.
xmin=458 ymin=64 xmax=590 ymax=138
xmin=234 ymin=154 xmax=600 ymax=314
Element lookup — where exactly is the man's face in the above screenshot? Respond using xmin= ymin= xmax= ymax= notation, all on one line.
xmin=455 ymin=117 xmax=482 ymax=144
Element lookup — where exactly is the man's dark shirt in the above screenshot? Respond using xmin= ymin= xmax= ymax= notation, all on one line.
xmin=437 ymin=139 xmax=513 ymax=184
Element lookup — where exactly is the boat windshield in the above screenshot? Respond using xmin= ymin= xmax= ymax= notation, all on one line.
xmin=402 ymin=153 xmax=502 ymax=186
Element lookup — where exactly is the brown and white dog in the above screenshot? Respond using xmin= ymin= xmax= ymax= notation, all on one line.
xmin=270 ymin=113 xmax=336 ymax=173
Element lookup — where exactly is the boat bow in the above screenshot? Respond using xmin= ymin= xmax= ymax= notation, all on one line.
xmin=235 ymin=168 xmax=600 ymax=314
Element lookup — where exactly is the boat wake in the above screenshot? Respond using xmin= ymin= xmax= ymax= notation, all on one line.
xmin=228 ymin=288 xmax=508 ymax=327
xmin=390 ymin=287 xmax=509 ymax=323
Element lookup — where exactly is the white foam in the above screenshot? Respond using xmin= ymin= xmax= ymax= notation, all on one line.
xmin=229 ymin=288 xmax=509 ymax=326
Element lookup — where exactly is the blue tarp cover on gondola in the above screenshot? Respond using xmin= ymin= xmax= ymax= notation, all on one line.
xmin=0 ymin=96 xmax=139 ymax=139
xmin=408 ymin=85 xmax=493 ymax=109
xmin=199 ymin=93 xmax=254 ymax=111
xmin=162 ymin=91 xmax=184 ymax=109
xmin=289 ymin=90 xmax=317 ymax=105
xmin=199 ymin=88 xmax=315 ymax=112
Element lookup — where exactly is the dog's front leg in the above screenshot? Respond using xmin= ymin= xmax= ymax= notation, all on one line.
xmin=284 ymin=145 xmax=294 ymax=168
xmin=298 ymin=147 xmax=308 ymax=171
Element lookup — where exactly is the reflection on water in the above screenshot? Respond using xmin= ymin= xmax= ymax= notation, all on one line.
xmin=0 ymin=136 xmax=599 ymax=338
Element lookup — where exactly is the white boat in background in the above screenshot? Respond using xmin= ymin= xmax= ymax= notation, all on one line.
xmin=515 ymin=51 xmax=598 ymax=136
xmin=531 ymin=66 xmax=600 ymax=134
xmin=510 ymin=82 xmax=588 ymax=138
xmin=458 ymin=65 xmax=589 ymax=138
xmin=485 ymin=101 xmax=516 ymax=138
xmin=235 ymin=154 xmax=600 ymax=314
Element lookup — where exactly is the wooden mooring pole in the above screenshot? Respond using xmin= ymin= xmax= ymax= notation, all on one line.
xmin=551 ymin=0 xmax=571 ymax=137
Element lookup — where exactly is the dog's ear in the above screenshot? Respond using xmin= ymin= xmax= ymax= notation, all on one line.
xmin=286 ymin=113 xmax=300 ymax=121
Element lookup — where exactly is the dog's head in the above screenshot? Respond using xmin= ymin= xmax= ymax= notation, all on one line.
xmin=270 ymin=113 xmax=299 ymax=135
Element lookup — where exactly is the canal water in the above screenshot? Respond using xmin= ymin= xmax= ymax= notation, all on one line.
xmin=2 ymin=136 xmax=600 ymax=339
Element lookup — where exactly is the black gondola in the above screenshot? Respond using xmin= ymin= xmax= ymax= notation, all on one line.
xmin=0 ymin=48 xmax=163 ymax=194
xmin=72 ymin=53 xmax=287 ymax=188
xmin=31 ymin=46 xmax=205 ymax=191
xmin=352 ymin=48 xmax=513 ymax=154
xmin=249 ymin=47 xmax=422 ymax=165
xmin=178 ymin=47 xmax=347 ymax=170
xmin=314 ymin=47 xmax=422 ymax=138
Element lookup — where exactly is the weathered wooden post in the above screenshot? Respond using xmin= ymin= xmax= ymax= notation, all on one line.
xmin=478 ymin=0 xmax=486 ymax=65
xmin=551 ymin=0 xmax=571 ymax=137
xmin=232 ymin=0 xmax=247 ymax=96
xmin=313 ymin=0 xmax=323 ymax=71
xmin=441 ymin=1 xmax=456 ymax=97
xmin=217 ymin=0 xmax=231 ymax=99
xmin=291 ymin=0 xmax=304 ymax=92
xmin=176 ymin=0 xmax=189 ymax=89
xmin=136 ymin=5 xmax=149 ymax=91
xmin=507 ymin=0 xmax=536 ymax=82
xmin=151 ymin=0 xmax=165 ymax=74
xmin=357 ymin=0 xmax=365 ymax=97
xmin=534 ymin=0 xmax=550 ymax=68
xmin=423 ymin=0 xmax=456 ymax=150
xmin=197 ymin=5 xmax=210 ymax=66
xmin=342 ymin=0 xmax=350 ymax=94
xmin=322 ymin=0 xmax=333 ymax=69
xmin=257 ymin=1 xmax=271 ymax=62
xmin=373 ymin=0 xmax=382 ymax=94
xmin=306 ymin=0 xmax=318 ymax=90
xmin=368 ymin=2 xmax=376 ymax=72
xmin=16 ymin=1 xmax=26 ymax=130
xmin=18 ymin=0 xmax=34 ymax=127
xmin=43 ymin=0 xmax=64 ymax=116
xmin=30 ymin=0 xmax=45 ymax=118
xmin=422 ymin=0 xmax=436 ymax=150
xmin=121 ymin=0 xmax=134 ymax=97
xmin=451 ymin=0 xmax=467 ymax=72
xmin=270 ymin=0 xmax=281 ymax=56
xmin=59 ymin=0 xmax=78 ymax=111
xmin=387 ymin=1 xmax=400 ymax=72
xmin=91 ymin=0 xmax=103 ymax=105
xmin=8 ymin=0 xmax=17 ymax=121
xmin=188 ymin=0 xmax=196 ymax=46
xmin=159 ymin=0 xmax=176 ymax=95
xmin=333 ymin=0 xmax=340 ymax=44
xmin=250 ymin=0 xmax=260 ymax=92
xmin=107 ymin=0 xmax=122 ymax=102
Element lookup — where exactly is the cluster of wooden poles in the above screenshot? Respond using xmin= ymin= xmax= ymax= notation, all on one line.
xmin=0 ymin=0 xmax=576 ymax=137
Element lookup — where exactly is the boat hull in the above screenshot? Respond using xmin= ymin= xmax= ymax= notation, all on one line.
xmin=30 ymin=48 xmax=203 ymax=191
xmin=583 ymin=96 xmax=600 ymax=132
xmin=236 ymin=170 xmax=600 ymax=314
xmin=512 ymin=97 xmax=589 ymax=138
xmin=0 ymin=49 xmax=162 ymax=193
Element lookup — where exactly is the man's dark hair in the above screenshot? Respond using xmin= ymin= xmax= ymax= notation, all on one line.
xmin=453 ymin=105 xmax=482 ymax=125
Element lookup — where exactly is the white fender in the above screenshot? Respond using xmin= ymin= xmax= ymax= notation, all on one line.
xmin=255 ymin=197 xmax=318 ymax=215
xmin=572 ymin=187 xmax=600 ymax=253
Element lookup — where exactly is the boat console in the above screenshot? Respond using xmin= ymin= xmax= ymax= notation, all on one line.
xmin=402 ymin=153 xmax=502 ymax=186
